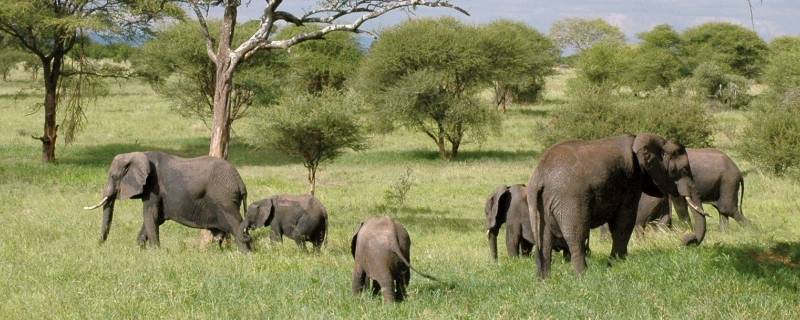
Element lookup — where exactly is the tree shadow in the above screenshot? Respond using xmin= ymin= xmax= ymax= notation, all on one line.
xmin=708 ymin=242 xmax=800 ymax=293
xmin=60 ymin=138 xmax=302 ymax=168
xmin=514 ymin=108 xmax=550 ymax=118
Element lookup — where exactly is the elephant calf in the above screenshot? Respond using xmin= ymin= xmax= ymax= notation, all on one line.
xmin=485 ymin=185 xmax=573 ymax=261
xmin=351 ymin=217 xmax=438 ymax=303
xmin=243 ymin=194 xmax=328 ymax=250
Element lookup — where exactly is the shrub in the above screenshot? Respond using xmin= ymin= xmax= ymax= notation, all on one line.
xmin=258 ymin=90 xmax=368 ymax=194
xmin=739 ymin=93 xmax=800 ymax=176
xmin=675 ymin=62 xmax=752 ymax=110
xmin=763 ymin=36 xmax=800 ymax=97
xmin=381 ymin=167 xmax=415 ymax=213
xmin=543 ymin=84 xmax=714 ymax=147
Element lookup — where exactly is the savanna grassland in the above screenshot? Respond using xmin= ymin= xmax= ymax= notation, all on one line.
xmin=0 ymin=67 xmax=798 ymax=319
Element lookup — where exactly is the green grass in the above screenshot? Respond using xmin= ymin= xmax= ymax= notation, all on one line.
xmin=1 ymin=67 xmax=798 ymax=319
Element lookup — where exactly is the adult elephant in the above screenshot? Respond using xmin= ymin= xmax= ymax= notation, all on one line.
xmin=527 ymin=134 xmax=708 ymax=278
xmin=671 ymin=148 xmax=750 ymax=232
xmin=83 ymin=151 xmax=252 ymax=252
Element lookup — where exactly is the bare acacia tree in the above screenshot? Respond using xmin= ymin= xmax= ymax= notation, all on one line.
xmin=186 ymin=0 xmax=468 ymax=159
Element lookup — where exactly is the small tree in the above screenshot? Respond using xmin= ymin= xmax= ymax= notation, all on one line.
xmin=574 ymin=41 xmax=632 ymax=88
xmin=478 ymin=20 xmax=558 ymax=111
xmin=262 ymin=90 xmax=368 ymax=195
xmin=682 ymin=22 xmax=768 ymax=78
xmin=624 ymin=25 xmax=688 ymax=92
xmin=277 ymin=25 xmax=363 ymax=94
xmin=549 ymin=18 xmax=625 ymax=53
xmin=357 ymin=18 xmax=500 ymax=160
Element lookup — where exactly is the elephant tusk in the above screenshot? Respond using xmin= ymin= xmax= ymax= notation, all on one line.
xmin=84 ymin=196 xmax=108 ymax=210
xmin=684 ymin=197 xmax=709 ymax=217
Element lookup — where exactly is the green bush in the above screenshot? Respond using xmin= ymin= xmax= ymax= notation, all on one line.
xmin=739 ymin=93 xmax=800 ymax=176
xmin=682 ymin=22 xmax=768 ymax=78
xmin=674 ymin=62 xmax=752 ymax=110
xmin=543 ymin=84 xmax=714 ymax=147
xmin=574 ymin=41 xmax=632 ymax=87
xmin=763 ymin=36 xmax=800 ymax=97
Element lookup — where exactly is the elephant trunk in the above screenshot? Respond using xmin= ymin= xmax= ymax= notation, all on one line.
xmin=487 ymin=228 xmax=499 ymax=261
xmin=681 ymin=194 xmax=707 ymax=246
xmin=99 ymin=199 xmax=115 ymax=243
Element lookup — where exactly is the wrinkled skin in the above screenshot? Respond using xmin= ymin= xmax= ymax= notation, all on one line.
xmin=243 ymin=194 xmax=328 ymax=250
xmin=351 ymin=217 xmax=437 ymax=303
xmin=527 ymin=134 xmax=707 ymax=278
xmin=88 ymin=151 xmax=251 ymax=252
xmin=671 ymin=148 xmax=750 ymax=232
xmin=485 ymin=185 xmax=572 ymax=261
xmin=599 ymin=193 xmax=672 ymax=238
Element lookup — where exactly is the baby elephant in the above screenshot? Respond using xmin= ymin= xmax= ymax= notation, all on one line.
xmin=243 ymin=194 xmax=328 ymax=250
xmin=351 ymin=217 xmax=438 ymax=303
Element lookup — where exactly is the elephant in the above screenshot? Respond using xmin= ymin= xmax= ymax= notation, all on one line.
xmin=599 ymin=193 xmax=672 ymax=238
xmin=485 ymin=185 xmax=574 ymax=261
xmin=671 ymin=148 xmax=750 ymax=232
xmin=351 ymin=217 xmax=438 ymax=303
xmin=243 ymin=194 xmax=328 ymax=250
xmin=83 ymin=151 xmax=252 ymax=252
xmin=526 ymin=134 xmax=708 ymax=278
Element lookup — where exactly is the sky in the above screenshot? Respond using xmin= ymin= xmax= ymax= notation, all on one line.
xmin=219 ymin=0 xmax=799 ymax=41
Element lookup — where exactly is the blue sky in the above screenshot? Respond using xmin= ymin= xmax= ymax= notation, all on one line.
xmin=223 ymin=0 xmax=799 ymax=41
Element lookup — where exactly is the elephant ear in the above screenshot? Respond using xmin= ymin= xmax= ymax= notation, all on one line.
xmin=486 ymin=186 xmax=510 ymax=229
xmin=633 ymin=134 xmax=667 ymax=197
xmin=117 ymin=152 xmax=150 ymax=200
xmin=350 ymin=221 xmax=364 ymax=258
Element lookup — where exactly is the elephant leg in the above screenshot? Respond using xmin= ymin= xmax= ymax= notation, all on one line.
xmin=561 ymin=227 xmax=588 ymax=275
xmin=506 ymin=225 xmax=521 ymax=257
xmin=487 ymin=227 xmax=500 ymax=261
xmin=394 ymin=267 xmax=408 ymax=302
xmin=375 ymin=276 xmax=395 ymax=304
xmin=137 ymin=224 xmax=147 ymax=248
xmin=219 ymin=206 xmax=250 ymax=253
xmin=634 ymin=225 xmax=645 ymax=239
xmin=211 ymin=230 xmax=227 ymax=249
xmin=371 ymin=279 xmax=381 ymax=296
xmin=657 ymin=212 xmax=672 ymax=231
xmin=537 ymin=223 xmax=554 ymax=278
xmin=609 ymin=206 xmax=636 ymax=261
xmin=351 ymin=264 xmax=367 ymax=295
xmin=142 ymin=198 xmax=160 ymax=248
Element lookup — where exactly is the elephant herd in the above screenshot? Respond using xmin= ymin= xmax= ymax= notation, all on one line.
xmin=83 ymin=133 xmax=751 ymax=303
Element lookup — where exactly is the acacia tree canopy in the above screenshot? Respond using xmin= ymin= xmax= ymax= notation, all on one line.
xmin=356 ymin=17 xmax=500 ymax=160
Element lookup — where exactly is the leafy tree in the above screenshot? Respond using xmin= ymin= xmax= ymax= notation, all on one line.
xmin=356 ymin=18 xmax=500 ymax=160
xmin=0 ymin=0 xmax=180 ymax=162
xmin=682 ymin=22 xmax=768 ymax=78
xmin=478 ymin=20 xmax=558 ymax=111
xmin=675 ymin=62 xmax=751 ymax=110
xmin=183 ymin=0 xmax=466 ymax=160
xmin=624 ymin=25 xmax=687 ymax=91
xmin=574 ymin=41 xmax=632 ymax=87
xmin=276 ymin=25 xmax=363 ymax=94
xmin=763 ymin=36 xmax=800 ymax=97
xmin=549 ymin=18 xmax=625 ymax=53
xmin=739 ymin=95 xmax=800 ymax=176
xmin=260 ymin=90 xmax=368 ymax=195
xmin=133 ymin=21 xmax=286 ymax=133
xmin=0 ymin=45 xmax=26 ymax=81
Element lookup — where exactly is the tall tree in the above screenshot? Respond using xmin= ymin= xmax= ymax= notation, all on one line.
xmin=185 ymin=0 xmax=467 ymax=159
xmin=682 ymin=22 xmax=768 ymax=78
xmin=549 ymin=18 xmax=625 ymax=53
xmin=0 ymin=0 xmax=180 ymax=162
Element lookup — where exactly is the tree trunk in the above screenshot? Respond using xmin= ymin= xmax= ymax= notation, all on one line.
xmin=40 ymin=57 xmax=60 ymax=163
xmin=202 ymin=5 xmax=237 ymax=243
xmin=308 ymin=165 xmax=317 ymax=195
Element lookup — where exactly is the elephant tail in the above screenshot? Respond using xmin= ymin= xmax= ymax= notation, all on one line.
xmin=393 ymin=247 xmax=440 ymax=282
xmin=527 ymin=180 xmax=546 ymax=278
xmin=238 ymin=179 xmax=248 ymax=217
xmin=321 ymin=211 xmax=329 ymax=247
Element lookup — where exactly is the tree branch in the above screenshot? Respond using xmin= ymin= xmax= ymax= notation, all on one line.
xmin=189 ymin=0 xmax=218 ymax=62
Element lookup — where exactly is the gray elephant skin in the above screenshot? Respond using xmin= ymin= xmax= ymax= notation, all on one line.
xmin=351 ymin=217 xmax=438 ymax=303
xmin=630 ymin=148 xmax=750 ymax=233
xmin=527 ymin=134 xmax=708 ymax=278
xmin=485 ymin=185 xmax=573 ymax=261
xmin=84 ymin=151 xmax=251 ymax=252
xmin=243 ymin=194 xmax=328 ymax=250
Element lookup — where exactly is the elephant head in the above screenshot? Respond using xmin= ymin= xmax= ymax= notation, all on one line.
xmin=485 ymin=185 xmax=511 ymax=260
xmin=84 ymin=152 xmax=151 ymax=243
xmin=632 ymin=134 xmax=707 ymax=245
xmin=243 ymin=198 xmax=276 ymax=231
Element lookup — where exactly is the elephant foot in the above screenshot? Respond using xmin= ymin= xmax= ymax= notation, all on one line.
xmin=681 ymin=234 xmax=700 ymax=246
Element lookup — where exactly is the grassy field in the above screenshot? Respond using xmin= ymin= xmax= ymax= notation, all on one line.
xmin=1 ymin=68 xmax=798 ymax=319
